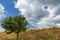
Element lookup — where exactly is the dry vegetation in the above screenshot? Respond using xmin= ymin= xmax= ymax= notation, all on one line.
xmin=0 ymin=27 xmax=60 ymax=40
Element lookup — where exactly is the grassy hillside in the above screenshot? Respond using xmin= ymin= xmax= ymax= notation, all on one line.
xmin=0 ymin=27 xmax=60 ymax=40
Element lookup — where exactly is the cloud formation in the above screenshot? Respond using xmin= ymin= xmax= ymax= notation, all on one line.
xmin=0 ymin=3 xmax=5 ymax=20
xmin=15 ymin=0 xmax=60 ymax=29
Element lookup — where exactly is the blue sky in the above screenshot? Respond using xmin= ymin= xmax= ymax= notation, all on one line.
xmin=0 ymin=0 xmax=19 ymax=17
xmin=0 ymin=0 xmax=60 ymax=30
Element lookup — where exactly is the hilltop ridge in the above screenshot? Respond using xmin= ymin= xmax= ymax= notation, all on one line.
xmin=0 ymin=27 xmax=60 ymax=40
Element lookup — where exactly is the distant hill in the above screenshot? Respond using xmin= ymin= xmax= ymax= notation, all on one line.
xmin=0 ymin=27 xmax=60 ymax=40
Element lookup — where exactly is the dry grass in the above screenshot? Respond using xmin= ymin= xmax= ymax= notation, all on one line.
xmin=0 ymin=27 xmax=60 ymax=40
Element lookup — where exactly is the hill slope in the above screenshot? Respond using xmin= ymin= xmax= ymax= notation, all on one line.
xmin=0 ymin=27 xmax=60 ymax=40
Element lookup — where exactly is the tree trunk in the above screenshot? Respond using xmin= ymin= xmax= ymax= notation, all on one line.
xmin=16 ymin=32 xmax=19 ymax=40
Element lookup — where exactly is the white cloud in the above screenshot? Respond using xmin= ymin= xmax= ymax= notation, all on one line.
xmin=14 ymin=0 xmax=60 ymax=29
xmin=0 ymin=26 xmax=5 ymax=31
xmin=0 ymin=3 xmax=5 ymax=20
xmin=0 ymin=3 xmax=5 ymax=31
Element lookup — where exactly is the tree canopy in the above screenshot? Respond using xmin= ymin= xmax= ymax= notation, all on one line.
xmin=2 ymin=15 xmax=28 ymax=40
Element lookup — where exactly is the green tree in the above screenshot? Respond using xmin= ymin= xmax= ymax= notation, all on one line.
xmin=2 ymin=15 xmax=28 ymax=40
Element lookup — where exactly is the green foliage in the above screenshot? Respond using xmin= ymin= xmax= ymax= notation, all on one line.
xmin=13 ymin=15 xmax=28 ymax=33
xmin=2 ymin=15 xmax=28 ymax=40
xmin=2 ymin=17 xmax=15 ymax=33
xmin=2 ymin=15 xmax=28 ymax=33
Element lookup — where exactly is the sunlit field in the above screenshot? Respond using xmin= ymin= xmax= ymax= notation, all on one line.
xmin=0 ymin=27 xmax=60 ymax=40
